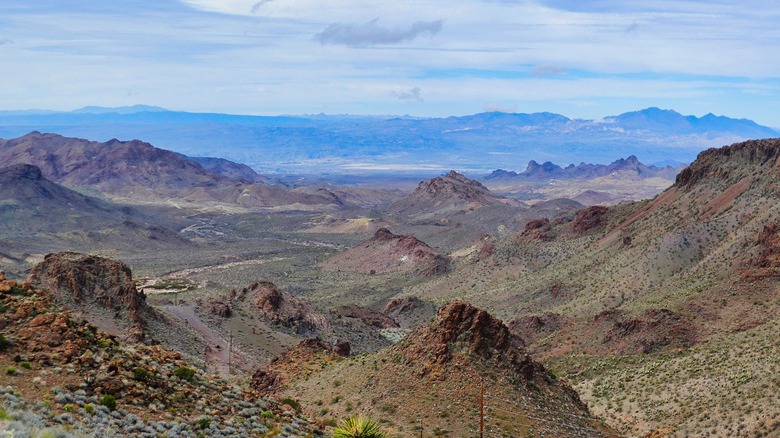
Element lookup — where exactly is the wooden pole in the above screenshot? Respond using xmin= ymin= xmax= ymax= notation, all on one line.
xmin=228 ymin=329 xmax=233 ymax=374
xmin=480 ymin=377 xmax=484 ymax=438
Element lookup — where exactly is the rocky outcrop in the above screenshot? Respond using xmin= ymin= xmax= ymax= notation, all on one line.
xmin=250 ymin=281 xmax=328 ymax=336
xmin=570 ymin=205 xmax=609 ymax=235
xmin=26 ymin=252 xmax=153 ymax=343
xmin=319 ymin=228 xmax=451 ymax=277
xmin=509 ymin=313 xmax=570 ymax=345
xmin=398 ymin=302 xmax=546 ymax=382
xmin=330 ymin=305 xmax=398 ymax=329
xmin=594 ymin=308 xmax=697 ymax=354
xmin=252 ymin=338 xmax=339 ymax=393
xmin=675 ymin=138 xmax=780 ymax=189
xmin=519 ymin=218 xmax=554 ymax=241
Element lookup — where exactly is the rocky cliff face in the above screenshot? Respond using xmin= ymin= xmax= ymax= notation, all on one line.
xmin=250 ymin=281 xmax=328 ymax=336
xmin=26 ymin=252 xmax=153 ymax=342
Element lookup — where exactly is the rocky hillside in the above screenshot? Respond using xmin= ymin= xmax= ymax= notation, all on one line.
xmin=0 ymin=132 xmax=338 ymax=210
xmin=387 ymin=170 xmax=522 ymax=222
xmin=0 ymin=272 xmax=324 ymax=437
xmin=0 ymin=164 xmax=120 ymax=233
xmin=27 ymin=252 xmax=160 ymax=344
xmin=278 ymin=301 xmax=618 ymax=437
xmin=404 ymin=138 xmax=780 ymax=436
xmin=318 ymin=227 xmax=451 ymax=277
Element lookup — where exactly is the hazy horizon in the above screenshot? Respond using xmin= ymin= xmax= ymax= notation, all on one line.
xmin=2 ymin=1 xmax=780 ymax=127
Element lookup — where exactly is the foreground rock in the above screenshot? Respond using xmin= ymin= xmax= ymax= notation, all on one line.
xmin=283 ymin=301 xmax=618 ymax=437
xmin=27 ymin=252 xmax=154 ymax=343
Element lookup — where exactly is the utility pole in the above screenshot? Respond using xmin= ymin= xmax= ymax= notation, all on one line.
xmin=480 ymin=377 xmax=484 ymax=438
xmin=419 ymin=418 xmax=423 ymax=438
xmin=228 ymin=329 xmax=233 ymax=375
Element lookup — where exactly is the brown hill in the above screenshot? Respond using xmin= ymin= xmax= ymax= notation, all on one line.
xmin=404 ymin=138 xmax=780 ymax=436
xmin=281 ymin=301 xmax=617 ymax=437
xmin=0 ymin=164 xmax=119 ymax=233
xmin=318 ymin=227 xmax=451 ymax=277
xmin=386 ymin=170 xmax=523 ymax=221
xmin=0 ymin=132 xmax=338 ymax=210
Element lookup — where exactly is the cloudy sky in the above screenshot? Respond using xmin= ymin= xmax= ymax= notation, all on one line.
xmin=2 ymin=0 xmax=779 ymax=126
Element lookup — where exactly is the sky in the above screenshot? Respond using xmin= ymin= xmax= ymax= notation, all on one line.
xmin=2 ymin=0 xmax=780 ymax=126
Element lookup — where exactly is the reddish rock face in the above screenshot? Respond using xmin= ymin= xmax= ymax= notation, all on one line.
xmin=570 ymin=206 xmax=609 ymax=235
xmin=755 ymin=223 xmax=780 ymax=268
xmin=26 ymin=252 xmax=152 ymax=343
xmin=401 ymin=301 xmax=529 ymax=369
xmin=250 ymin=281 xmax=328 ymax=336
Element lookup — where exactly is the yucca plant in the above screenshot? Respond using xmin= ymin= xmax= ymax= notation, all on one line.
xmin=332 ymin=416 xmax=388 ymax=438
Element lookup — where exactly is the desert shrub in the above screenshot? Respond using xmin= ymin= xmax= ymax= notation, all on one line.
xmin=98 ymin=394 xmax=116 ymax=411
xmin=332 ymin=416 xmax=388 ymax=438
xmin=172 ymin=366 xmax=196 ymax=382
xmin=0 ymin=333 xmax=10 ymax=352
xmin=195 ymin=416 xmax=211 ymax=429
xmin=6 ymin=366 xmax=17 ymax=375
xmin=20 ymin=361 xmax=31 ymax=370
xmin=84 ymin=403 xmax=95 ymax=415
xmin=133 ymin=367 xmax=152 ymax=381
xmin=281 ymin=397 xmax=301 ymax=412
xmin=63 ymin=404 xmax=75 ymax=413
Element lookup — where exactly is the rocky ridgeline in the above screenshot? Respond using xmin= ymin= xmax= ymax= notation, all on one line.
xmin=0 ymin=271 xmax=323 ymax=437
xmin=675 ymin=137 xmax=780 ymax=189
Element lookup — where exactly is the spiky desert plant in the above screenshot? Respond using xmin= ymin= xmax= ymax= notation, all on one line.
xmin=332 ymin=416 xmax=388 ymax=438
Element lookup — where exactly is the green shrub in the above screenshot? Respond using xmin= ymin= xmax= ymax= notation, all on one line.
xmin=98 ymin=394 xmax=117 ymax=411
xmin=173 ymin=366 xmax=196 ymax=382
xmin=84 ymin=403 xmax=95 ymax=415
xmin=195 ymin=416 xmax=211 ymax=429
xmin=332 ymin=416 xmax=388 ymax=438
xmin=0 ymin=334 xmax=10 ymax=352
xmin=20 ymin=361 xmax=31 ymax=369
xmin=6 ymin=366 xmax=16 ymax=375
xmin=133 ymin=367 xmax=152 ymax=381
xmin=63 ymin=404 xmax=75 ymax=413
xmin=0 ymin=406 xmax=11 ymax=420
xmin=281 ymin=397 xmax=301 ymax=412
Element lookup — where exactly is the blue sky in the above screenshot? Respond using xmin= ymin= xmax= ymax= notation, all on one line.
xmin=2 ymin=0 xmax=779 ymax=126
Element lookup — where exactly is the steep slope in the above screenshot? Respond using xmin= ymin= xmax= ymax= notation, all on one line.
xmin=280 ymin=301 xmax=617 ymax=437
xmin=0 ymin=164 xmax=118 ymax=233
xmin=318 ymin=227 xmax=451 ymax=277
xmin=0 ymin=132 xmax=338 ymax=210
xmin=404 ymin=138 xmax=780 ymax=436
xmin=26 ymin=252 xmax=158 ymax=343
xmin=0 ymin=272 xmax=324 ymax=437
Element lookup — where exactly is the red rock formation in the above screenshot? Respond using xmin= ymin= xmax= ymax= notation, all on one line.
xmin=27 ymin=252 xmax=152 ymax=342
xmin=251 ymin=281 xmax=328 ymax=336
xmin=570 ymin=206 xmax=609 ymax=235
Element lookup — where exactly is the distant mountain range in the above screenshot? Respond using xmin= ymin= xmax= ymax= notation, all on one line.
xmin=0 ymin=106 xmax=776 ymax=174
xmin=485 ymin=155 xmax=685 ymax=182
